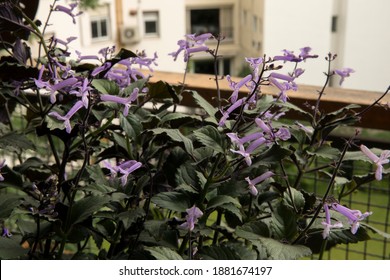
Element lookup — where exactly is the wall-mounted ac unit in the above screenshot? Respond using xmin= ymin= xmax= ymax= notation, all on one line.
xmin=120 ymin=26 xmax=140 ymax=45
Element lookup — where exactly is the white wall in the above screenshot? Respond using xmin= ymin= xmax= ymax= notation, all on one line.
xmin=263 ymin=0 xmax=333 ymax=87
xmin=340 ymin=0 xmax=390 ymax=92
xmin=122 ymin=0 xmax=186 ymax=73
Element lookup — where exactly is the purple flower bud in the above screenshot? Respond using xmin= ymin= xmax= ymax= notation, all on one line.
xmin=360 ymin=144 xmax=390 ymax=181
xmin=180 ymin=205 xmax=203 ymax=231
xmin=245 ymin=171 xmax=274 ymax=196
xmin=334 ymin=68 xmax=355 ymax=85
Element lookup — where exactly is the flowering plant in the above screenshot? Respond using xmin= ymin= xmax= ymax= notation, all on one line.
xmin=0 ymin=0 xmax=389 ymax=260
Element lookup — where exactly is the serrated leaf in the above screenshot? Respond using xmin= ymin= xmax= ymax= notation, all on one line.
xmin=360 ymin=222 xmax=390 ymax=239
xmin=0 ymin=132 xmax=35 ymax=153
xmin=161 ymin=112 xmax=202 ymax=124
xmin=120 ymin=113 xmax=142 ymax=140
xmin=148 ymin=80 xmax=180 ymax=103
xmin=199 ymin=244 xmax=243 ymax=260
xmin=92 ymin=79 xmax=119 ymax=95
xmin=70 ymin=196 xmax=110 ymax=225
xmin=254 ymin=144 xmax=291 ymax=164
xmin=238 ymin=220 xmax=270 ymax=238
xmin=283 ymin=188 xmax=305 ymax=212
xmin=219 ymin=203 xmax=243 ymax=222
xmin=145 ymin=246 xmax=183 ymax=260
xmin=194 ymin=125 xmax=225 ymax=154
xmin=150 ymin=128 xmax=193 ymax=154
xmin=117 ymin=208 xmax=145 ymax=230
xmin=207 ymin=195 xmax=241 ymax=210
xmin=306 ymin=145 xmax=340 ymax=160
xmin=271 ymin=204 xmax=297 ymax=241
xmin=258 ymin=237 xmax=311 ymax=260
xmin=186 ymin=90 xmax=218 ymax=123
xmin=151 ymin=191 xmax=190 ymax=212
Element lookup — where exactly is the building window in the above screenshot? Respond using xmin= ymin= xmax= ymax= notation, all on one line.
xmin=192 ymin=58 xmax=231 ymax=76
xmin=331 ymin=15 xmax=338 ymax=32
xmin=253 ymin=15 xmax=258 ymax=32
xmin=91 ymin=17 xmax=109 ymax=39
xmin=144 ymin=11 xmax=159 ymax=36
xmin=189 ymin=7 xmax=233 ymax=39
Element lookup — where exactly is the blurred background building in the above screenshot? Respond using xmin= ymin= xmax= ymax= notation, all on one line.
xmin=32 ymin=0 xmax=390 ymax=92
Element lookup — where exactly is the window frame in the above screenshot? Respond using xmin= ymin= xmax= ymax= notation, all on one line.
xmin=143 ymin=11 xmax=159 ymax=37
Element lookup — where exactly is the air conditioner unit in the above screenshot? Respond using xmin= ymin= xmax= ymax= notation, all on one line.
xmin=120 ymin=26 xmax=140 ymax=45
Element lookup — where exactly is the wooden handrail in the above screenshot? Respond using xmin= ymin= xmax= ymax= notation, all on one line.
xmin=147 ymin=71 xmax=390 ymax=131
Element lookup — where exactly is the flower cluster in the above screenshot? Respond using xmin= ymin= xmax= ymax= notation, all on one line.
xmin=169 ymin=33 xmax=213 ymax=62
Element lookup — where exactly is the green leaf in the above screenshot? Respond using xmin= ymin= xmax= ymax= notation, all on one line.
xmin=120 ymin=113 xmax=143 ymax=140
xmin=13 ymin=157 xmax=46 ymax=174
xmin=151 ymin=191 xmax=190 ymax=212
xmin=194 ymin=125 xmax=225 ymax=154
xmin=92 ymin=79 xmax=120 ymax=95
xmin=200 ymin=244 xmax=253 ymax=260
xmin=257 ymin=237 xmax=311 ymax=260
xmin=145 ymin=246 xmax=183 ymax=260
xmin=70 ymin=196 xmax=111 ymax=225
xmin=219 ymin=203 xmax=243 ymax=222
xmin=108 ymin=48 xmax=137 ymax=65
xmin=148 ymin=81 xmax=180 ymax=103
xmin=0 ymin=132 xmax=35 ymax=153
xmin=0 ymin=193 xmax=22 ymax=219
xmin=254 ymin=144 xmax=291 ymax=164
xmin=0 ymin=237 xmax=28 ymax=259
xmin=150 ymin=128 xmax=193 ymax=154
xmin=271 ymin=204 xmax=297 ymax=241
xmin=186 ymin=90 xmax=218 ymax=123
xmin=117 ymin=208 xmax=145 ymax=230
xmin=206 ymin=195 xmax=241 ymax=210
xmin=238 ymin=220 xmax=270 ymax=238
xmin=283 ymin=188 xmax=305 ymax=213
xmin=161 ymin=112 xmax=202 ymax=124
xmin=306 ymin=145 xmax=340 ymax=160
xmin=175 ymin=162 xmax=200 ymax=193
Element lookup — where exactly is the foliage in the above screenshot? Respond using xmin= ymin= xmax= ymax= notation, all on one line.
xmin=0 ymin=0 xmax=389 ymax=260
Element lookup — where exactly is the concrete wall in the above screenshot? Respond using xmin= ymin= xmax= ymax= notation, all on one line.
xmin=263 ymin=0 xmax=333 ymax=87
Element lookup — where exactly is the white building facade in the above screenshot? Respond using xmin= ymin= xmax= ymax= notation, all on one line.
xmin=32 ymin=0 xmax=390 ymax=92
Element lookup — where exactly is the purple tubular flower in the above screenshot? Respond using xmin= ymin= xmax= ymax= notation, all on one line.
xmin=321 ymin=203 xmax=343 ymax=239
xmin=180 ymin=205 xmax=203 ymax=232
xmin=230 ymin=137 xmax=266 ymax=166
xmin=331 ymin=203 xmax=372 ymax=234
xmin=54 ymin=3 xmax=82 ymax=24
xmin=269 ymin=72 xmax=295 ymax=82
xmin=218 ymin=98 xmax=245 ymax=126
xmin=92 ymin=62 xmax=112 ymax=77
xmin=69 ymin=78 xmax=91 ymax=108
xmin=2 ymin=227 xmax=12 ymax=238
xmin=103 ymin=160 xmax=142 ymax=186
xmin=100 ymin=88 xmax=139 ymax=116
xmin=0 ymin=159 xmax=6 ymax=181
xmin=360 ymin=144 xmax=390 ymax=181
xmin=117 ymin=160 xmax=142 ymax=186
xmin=299 ymin=47 xmax=318 ymax=60
xmin=334 ymin=68 xmax=355 ymax=85
xmin=245 ymin=171 xmax=274 ymax=196
xmin=169 ymin=33 xmax=211 ymax=62
xmin=273 ymin=49 xmax=301 ymax=62
xmin=48 ymin=100 xmax=84 ymax=133
xmin=226 ymin=74 xmax=252 ymax=103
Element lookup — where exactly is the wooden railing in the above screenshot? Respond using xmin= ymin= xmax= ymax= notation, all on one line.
xmin=147 ymin=71 xmax=390 ymax=132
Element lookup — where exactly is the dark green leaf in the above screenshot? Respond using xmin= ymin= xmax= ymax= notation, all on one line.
xmin=257 ymin=237 xmax=311 ymax=260
xmin=0 ymin=193 xmax=22 ymax=219
xmin=199 ymin=244 xmax=243 ymax=260
xmin=160 ymin=112 xmax=202 ymax=124
xmin=0 ymin=132 xmax=35 ymax=153
xmin=70 ymin=196 xmax=110 ymax=225
xmin=145 ymin=246 xmax=183 ymax=260
xmin=150 ymin=128 xmax=193 ymax=155
xmin=194 ymin=125 xmax=225 ymax=154
xmin=206 ymin=195 xmax=241 ymax=210
xmin=186 ymin=90 xmax=218 ymax=123
xmin=151 ymin=191 xmax=190 ymax=212
xmin=0 ymin=236 xmax=28 ymax=259
xmin=92 ymin=79 xmax=119 ymax=95
xmin=271 ymin=204 xmax=297 ymax=241
xmin=306 ymin=145 xmax=340 ymax=160
xmin=120 ymin=113 xmax=143 ymax=140
xmin=148 ymin=81 xmax=180 ymax=103
xmin=283 ymin=188 xmax=305 ymax=213
xmin=117 ymin=208 xmax=145 ymax=230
